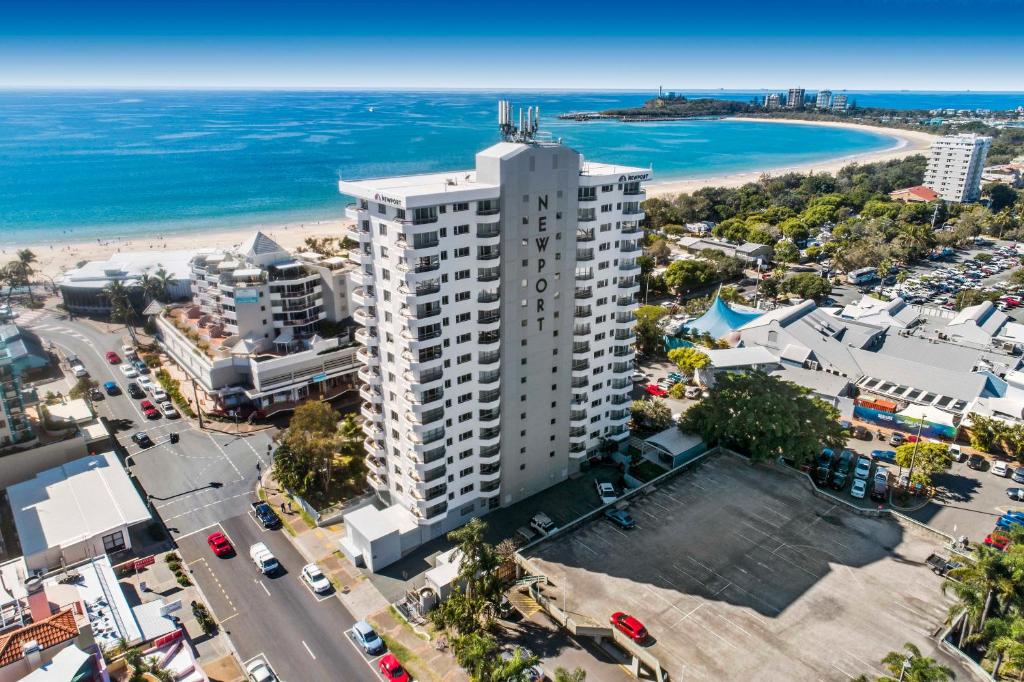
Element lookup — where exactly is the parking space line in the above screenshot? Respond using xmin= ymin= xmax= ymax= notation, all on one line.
xmin=256 ymin=580 xmax=271 ymax=596
xmin=711 ymin=609 xmax=754 ymax=638
xmin=301 ymin=641 xmax=316 ymax=660
xmin=343 ymin=629 xmax=386 ymax=679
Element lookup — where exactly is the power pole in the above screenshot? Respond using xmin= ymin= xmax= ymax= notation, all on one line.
xmin=190 ymin=377 xmax=204 ymax=429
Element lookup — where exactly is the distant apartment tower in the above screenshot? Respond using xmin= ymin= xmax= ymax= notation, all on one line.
xmin=831 ymin=94 xmax=848 ymax=112
xmin=787 ymin=88 xmax=806 ymax=109
xmin=338 ymin=102 xmax=648 ymax=560
xmin=764 ymin=93 xmax=782 ymax=110
xmin=815 ymin=90 xmax=832 ymax=109
xmin=923 ymin=133 xmax=993 ymax=203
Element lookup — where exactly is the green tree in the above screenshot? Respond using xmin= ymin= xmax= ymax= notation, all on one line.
xmin=985 ymin=182 xmax=1018 ymax=213
xmin=646 ymin=238 xmax=671 ymax=264
xmin=680 ymin=372 xmax=845 ymax=465
xmin=893 ymin=442 xmax=952 ymax=487
xmin=430 ymin=518 xmax=503 ymax=634
xmin=773 ymin=240 xmax=800 ymax=264
xmin=667 ymin=346 xmax=710 ymax=375
xmin=878 ymin=642 xmax=953 ymax=682
xmin=780 ymin=272 xmax=831 ymax=302
xmin=68 ymin=377 xmax=99 ymax=400
xmin=104 ymin=279 xmax=140 ymax=345
xmin=272 ymin=401 xmax=356 ymax=497
xmin=9 ymin=249 xmax=38 ymax=305
xmin=630 ymin=399 xmax=674 ymax=432
xmin=663 ymin=259 xmax=717 ymax=295
xmin=553 ymin=667 xmax=587 ymax=682
xmin=634 ymin=305 xmax=669 ymax=356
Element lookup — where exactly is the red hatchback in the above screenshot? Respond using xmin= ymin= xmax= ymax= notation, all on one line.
xmin=610 ymin=612 xmax=648 ymax=642
xmin=105 ymin=351 xmax=121 ymax=364
xmin=207 ymin=531 xmax=234 ymax=557
xmin=140 ymin=399 xmax=160 ymax=419
xmin=985 ymin=531 xmax=1011 ymax=551
xmin=645 ymin=384 xmax=668 ymax=398
xmin=378 ymin=654 xmax=409 ymax=682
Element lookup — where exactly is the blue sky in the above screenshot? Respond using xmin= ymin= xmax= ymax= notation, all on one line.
xmin=3 ymin=0 xmax=1023 ymax=89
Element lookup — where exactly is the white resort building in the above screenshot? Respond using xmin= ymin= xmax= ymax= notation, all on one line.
xmin=923 ymin=133 xmax=993 ymax=203
xmin=153 ymin=232 xmax=360 ymax=416
xmin=338 ymin=102 xmax=650 ymax=569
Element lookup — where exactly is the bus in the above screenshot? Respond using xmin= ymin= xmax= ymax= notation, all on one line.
xmin=847 ymin=267 xmax=878 ymax=285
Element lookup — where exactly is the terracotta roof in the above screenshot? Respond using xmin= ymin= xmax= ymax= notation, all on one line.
xmin=890 ymin=185 xmax=938 ymax=201
xmin=0 ymin=609 xmax=79 ymax=668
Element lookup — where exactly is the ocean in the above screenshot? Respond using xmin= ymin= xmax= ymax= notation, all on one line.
xmin=1 ymin=89 xmax=1021 ymax=246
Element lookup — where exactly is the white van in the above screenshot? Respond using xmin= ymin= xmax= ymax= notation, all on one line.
xmin=249 ymin=542 xmax=279 ymax=575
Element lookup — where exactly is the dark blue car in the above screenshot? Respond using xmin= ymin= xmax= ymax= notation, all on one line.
xmin=871 ymin=450 xmax=897 ymax=464
xmin=103 ymin=381 xmax=121 ymax=396
xmin=604 ymin=508 xmax=636 ymax=530
xmin=251 ymin=501 xmax=281 ymax=529
xmin=996 ymin=514 xmax=1024 ymax=530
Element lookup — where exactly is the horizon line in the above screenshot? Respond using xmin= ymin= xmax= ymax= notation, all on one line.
xmin=2 ymin=85 xmax=1024 ymax=94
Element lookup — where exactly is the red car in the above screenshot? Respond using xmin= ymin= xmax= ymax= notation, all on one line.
xmin=207 ymin=531 xmax=234 ymax=557
xmin=105 ymin=351 xmax=121 ymax=364
xmin=645 ymin=384 xmax=668 ymax=397
xmin=610 ymin=611 xmax=648 ymax=642
xmin=985 ymin=531 xmax=1011 ymax=551
xmin=140 ymin=399 xmax=160 ymax=419
xmin=378 ymin=654 xmax=409 ymax=682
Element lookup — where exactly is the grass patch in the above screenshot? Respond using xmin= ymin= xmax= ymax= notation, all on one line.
xmin=378 ymin=633 xmax=416 ymax=668
xmin=295 ymin=505 xmax=317 ymax=530
xmin=630 ymin=458 xmax=669 ymax=482
xmin=388 ymin=605 xmax=430 ymax=641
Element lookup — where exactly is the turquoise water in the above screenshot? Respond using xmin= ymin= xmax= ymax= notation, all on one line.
xmin=0 ymin=90 xmax=903 ymax=246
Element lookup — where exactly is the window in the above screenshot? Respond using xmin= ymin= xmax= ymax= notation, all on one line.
xmin=453 ymin=202 xmax=469 ymax=212
xmin=458 ymin=393 xmax=473 ymax=404
xmin=377 ymin=203 xmax=387 ymax=214
xmin=458 ymin=373 xmax=472 ymax=384
xmin=455 ymin=270 xmax=470 ymax=280
xmin=458 ymin=353 xmax=471 ymax=364
xmin=102 ymin=530 xmax=126 ymax=553
xmin=600 ymin=203 xmax=612 ymax=213
xmin=457 ymin=333 xmax=471 ymax=344
xmin=601 ymin=184 xmax=613 ymax=192
xmin=460 ymin=467 xmax=473 ymax=478
xmin=458 ymin=412 xmax=472 ymax=423
xmin=459 ymin=431 xmax=474 ymax=442
xmin=455 ymin=247 xmax=470 ymax=258
xmin=456 ymin=312 xmax=471 ymax=323
xmin=455 ymin=291 xmax=470 ymax=302
xmin=378 ymin=224 xmax=388 ymax=236
xmin=461 ymin=484 xmax=474 ymax=495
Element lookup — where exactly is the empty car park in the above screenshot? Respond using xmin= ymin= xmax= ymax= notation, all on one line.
xmin=519 ymin=453 xmax=965 ymax=681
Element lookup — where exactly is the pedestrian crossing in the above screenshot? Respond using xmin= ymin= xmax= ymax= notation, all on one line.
xmin=13 ymin=307 xmax=53 ymax=327
xmin=30 ymin=322 xmax=91 ymax=343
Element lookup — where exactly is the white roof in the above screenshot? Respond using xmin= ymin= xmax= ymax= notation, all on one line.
xmin=22 ymin=646 xmax=91 ymax=681
xmin=339 ymin=169 xmax=498 ymax=207
xmin=46 ymin=399 xmax=93 ymax=424
xmin=8 ymin=452 xmax=151 ymax=557
xmin=57 ymin=250 xmax=194 ymax=287
xmin=343 ymin=503 xmax=418 ymax=542
xmin=833 ymin=296 xmax=918 ymax=329
xmin=704 ymin=346 xmax=779 ymax=369
xmin=644 ymin=428 xmax=704 ymax=457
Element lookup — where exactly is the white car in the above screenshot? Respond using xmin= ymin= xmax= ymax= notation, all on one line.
xmin=137 ymin=376 xmax=154 ymax=392
xmin=594 ymin=481 xmax=618 ymax=505
xmin=631 ymin=371 xmax=646 ymax=382
xmin=684 ymin=385 xmax=701 ymax=399
xmin=119 ymin=363 xmax=138 ymax=378
xmin=151 ymin=388 xmax=169 ymax=403
xmin=854 ymin=456 xmax=872 ymax=480
xmin=301 ymin=563 xmax=332 ymax=594
xmin=850 ymin=478 xmax=868 ymax=500
xmin=71 ymin=364 xmax=88 ymax=378
xmin=159 ymin=402 xmax=179 ymax=419
xmin=122 ymin=344 xmax=137 ymax=359
xmin=992 ymin=460 xmax=1010 ymax=477
xmin=245 ymin=657 xmax=278 ymax=682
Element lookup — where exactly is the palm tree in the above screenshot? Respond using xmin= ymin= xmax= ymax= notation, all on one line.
xmin=972 ymin=614 xmax=1024 ymax=678
xmin=104 ymin=279 xmax=139 ymax=345
xmin=152 ymin=267 xmax=172 ymax=301
xmin=879 ymin=642 xmax=953 ymax=682
xmin=944 ymin=545 xmax=1019 ymax=644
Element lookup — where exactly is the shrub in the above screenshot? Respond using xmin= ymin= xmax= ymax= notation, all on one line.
xmin=176 ymin=573 xmax=191 ymax=587
xmin=164 ymin=552 xmax=179 ymax=563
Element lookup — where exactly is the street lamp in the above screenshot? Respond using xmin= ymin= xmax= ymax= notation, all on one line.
xmin=898 ymin=654 xmax=913 ymax=682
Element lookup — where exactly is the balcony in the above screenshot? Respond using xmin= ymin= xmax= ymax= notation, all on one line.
xmin=478 ymin=267 xmax=501 ymax=283
xmin=573 ymin=324 xmax=591 ymax=336
xmin=612 ymin=363 xmax=632 ymax=374
xmin=577 ymin=229 xmax=595 ymax=242
xmin=479 ymin=350 xmax=501 ymax=365
xmin=479 ymin=464 xmax=501 ymax=480
xmin=479 ymin=370 xmax=501 ymax=385
xmin=622 ymin=203 xmax=642 ymax=215
xmin=413 ymin=258 xmax=441 ymax=274
xmin=620 ymin=241 xmax=641 ymax=253
xmin=402 ymin=304 xmax=442 ymax=320
xmin=360 ymin=385 xmax=383 ymax=404
xmin=406 ymin=366 xmax=444 ymax=386
xmin=347 ymin=223 xmax=370 ymax=240
xmin=355 ymin=328 xmax=379 ymax=347
xmin=619 ymin=260 xmax=640 ymax=271
xmin=477 ymin=247 xmax=501 ymax=261
xmin=477 ymin=224 xmax=501 ymax=239
xmin=609 ymin=410 xmax=630 ymax=422
xmin=569 ymin=443 xmax=586 ymax=454
xmin=572 ymin=360 xmax=590 ymax=372
xmin=617 ymin=296 xmax=636 ymax=307
xmin=569 ymin=426 xmax=587 ymax=438
xmin=573 ymin=342 xmax=590 ymax=354
xmin=611 ymin=395 xmax=631 ymax=405
xmin=353 ymin=308 xmax=377 ymax=326
xmin=409 ymin=426 xmax=446 ymax=446
xmin=356 ymin=347 xmax=380 ymax=366
xmin=479 ymin=331 xmax=500 ymax=346
xmin=368 ymin=473 xmax=388 ymax=492
xmin=578 ymin=190 xmax=597 ymax=202
xmin=479 ymin=408 xmax=500 ymax=422
xmin=405 ymin=388 xmax=444 ymax=406
xmin=361 ymin=403 xmax=383 ymax=423
xmin=349 ymin=267 xmax=373 ymax=286
xmin=358 ymin=367 xmax=382 ymax=385
xmin=574 ymin=306 xmax=592 ymax=319
xmin=615 ymin=312 xmax=636 ymax=324
xmin=352 ymin=286 xmax=377 ymax=306
xmin=480 ymin=480 xmax=500 ymax=496
xmin=478 ymin=311 xmax=501 ymax=326
xmin=610 ymin=378 xmax=632 ymax=390
xmin=362 ymin=421 xmax=384 ymax=440
xmin=477 ymin=201 xmax=500 ymax=216
xmin=571 ymin=377 xmax=589 ymax=389
xmin=479 ymin=388 xmax=501 ymax=404
xmin=576 ymin=249 xmax=594 ymax=262
xmin=614 ymin=329 xmax=636 ymax=341
xmin=366 ymin=457 xmax=386 ymax=477
xmin=478 ymin=290 xmax=501 ymax=304
xmin=575 ymin=269 xmax=593 ymax=281
xmin=364 ymin=437 xmax=385 ymax=457
xmin=479 ymin=426 xmax=501 ymax=444
xmin=426 ymin=484 xmax=448 ymax=501
xmin=618 ymin=278 xmax=640 ymax=293
xmin=479 ymin=443 xmax=501 ymax=459
xmin=570 ymin=409 xmax=586 ymax=422
xmin=401 ymin=326 xmax=443 ymax=343
xmin=623 ymin=183 xmax=643 ymax=196
xmin=621 ymin=222 xmax=641 ymax=235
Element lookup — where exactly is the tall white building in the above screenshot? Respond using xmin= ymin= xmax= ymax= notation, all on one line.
xmin=923 ymin=133 xmax=993 ymax=203
xmin=338 ymin=103 xmax=649 ymax=568
xmin=787 ymin=88 xmax=806 ymax=109
xmin=815 ymin=90 xmax=832 ymax=109
xmin=831 ymin=94 xmax=848 ymax=111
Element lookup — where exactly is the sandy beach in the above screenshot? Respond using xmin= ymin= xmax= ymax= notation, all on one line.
xmin=645 ymin=118 xmax=937 ymax=197
xmin=7 ymin=118 xmax=937 ymax=281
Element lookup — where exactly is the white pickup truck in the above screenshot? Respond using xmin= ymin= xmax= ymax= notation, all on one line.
xmin=249 ymin=542 xmax=279 ymax=575
xmin=529 ymin=513 xmax=557 ymax=537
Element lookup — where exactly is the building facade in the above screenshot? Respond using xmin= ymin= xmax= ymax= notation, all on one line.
xmin=787 ymin=88 xmax=806 ymax=109
xmin=338 ymin=104 xmax=649 ymax=561
xmin=154 ymin=232 xmax=359 ymax=415
xmin=831 ymin=94 xmax=848 ymax=111
xmin=923 ymin=133 xmax=993 ymax=203
xmin=815 ymin=90 xmax=832 ymax=109
xmin=764 ymin=93 xmax=782 ymax=110
xmin=57 ymin=251 xmax=193 ymax=315
xmin=0 ymin=325 xmax=38 ymax=447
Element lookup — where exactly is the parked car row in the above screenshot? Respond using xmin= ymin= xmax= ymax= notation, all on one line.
xmin=814 ymin=448 xmax=892 ymax=502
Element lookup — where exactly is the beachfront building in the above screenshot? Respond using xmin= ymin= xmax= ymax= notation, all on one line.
xmin=764 ymin=93 xmax=782 ymax=110
xmin=787 ymin=88 xmax=806 ymax=109
xmin=831 ymin=94 xmax=848 ymax=111
xmin=923 ymin=133 xmax=993 ymax=203
xmin=152 ymin=231 xmax=359 ymax=416
xmin=815 ymin=90 xmax=832 ymax=109
xmin=57 ymin=251 xmax=193 ymax=315
xmin=337 ymin=102 xmax=650 ymax=568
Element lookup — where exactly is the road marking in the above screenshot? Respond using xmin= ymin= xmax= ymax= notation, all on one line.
xmin=301 ymin=640 xmax=316 ymax=660
xmin=257 ymin=580 xmax=271 ymax=596
xmin=160 ymin=491 xmax=252 ymax=522
xmin=205 ymin=432 xmax=245 ymax=482
xmin=711 ymin=610 xmax=754 ymax=638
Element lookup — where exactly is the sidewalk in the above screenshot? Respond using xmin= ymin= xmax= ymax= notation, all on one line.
xmin=259 ymin=473 xmax=469 ymax=682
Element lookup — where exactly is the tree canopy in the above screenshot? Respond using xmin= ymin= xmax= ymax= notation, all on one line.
xmin=893 ymin=442 xmax=952 ymax=486
xmin=680 ymin=372 xmax=846 ymax=465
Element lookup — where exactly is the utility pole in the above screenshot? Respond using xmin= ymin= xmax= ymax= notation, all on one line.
xmin=905 ymin=417 xmax=926 ymax=493
xmin=190 ymin=377 xmax=204 ymax=429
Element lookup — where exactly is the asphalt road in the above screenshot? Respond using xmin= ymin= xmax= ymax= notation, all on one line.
xmin=181 ymin=514 xmax=374 ymax=682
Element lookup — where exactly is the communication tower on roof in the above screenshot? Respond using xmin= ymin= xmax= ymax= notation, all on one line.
xmin=498 ymin=100 xmax=540 ymax=142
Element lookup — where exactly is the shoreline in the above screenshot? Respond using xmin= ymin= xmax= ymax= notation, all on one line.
xmin=7 ymin=118 xmax=937 ymax=280
xmin=645 ymin=117 xmax=937 ymax=197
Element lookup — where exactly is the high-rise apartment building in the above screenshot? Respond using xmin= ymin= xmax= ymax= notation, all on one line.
xmin=337 ymin=103 xmax=649 ymax=569
xmin=831 ymin=94 xmax=848 ymax=111
xmin=787 ymin=88 xmax=806 ymax=109
xmin=815 ymin=90 xmax=832 ymax=109
xmin=923 ymin=133 xmax=993 ymax=203
xmin=764 ymin=93 xmax=782 ymax=110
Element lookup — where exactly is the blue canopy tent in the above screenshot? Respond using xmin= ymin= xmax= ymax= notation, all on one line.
xmin=684 ymin=296 xmax=763 ymax=340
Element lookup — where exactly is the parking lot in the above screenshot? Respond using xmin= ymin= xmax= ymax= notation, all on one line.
xmin=520 ymin=452 xmax=965 ymax=681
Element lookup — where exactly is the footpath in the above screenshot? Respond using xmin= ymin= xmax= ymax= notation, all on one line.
xmin=259 ymin=473 xmax=469 ymax=682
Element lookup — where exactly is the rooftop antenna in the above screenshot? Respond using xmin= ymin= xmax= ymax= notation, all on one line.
xmin=498 ymin=99 xmax=541 ymax=143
